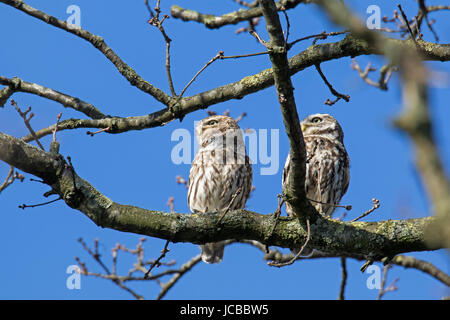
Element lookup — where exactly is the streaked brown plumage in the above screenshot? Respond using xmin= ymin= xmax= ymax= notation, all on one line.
xmin=283 ymin=113 xmax=350 ymax=254
xmin=188 ymin=115 xmax=252 ymax=263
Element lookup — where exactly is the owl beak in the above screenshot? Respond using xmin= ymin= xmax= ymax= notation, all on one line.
xmin=301 ymin=123 xmax=308 ymax=132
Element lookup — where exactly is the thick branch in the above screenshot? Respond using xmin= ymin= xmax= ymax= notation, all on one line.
xmin=0 ymin=76 xmax=107 ymax=119
xmin=0 ymin=132 xmax=443 ymax=259
xmin=0 ymin=0 xmax=172 ymax=107
xmin=258 ymin=0 xmax=314 ymax=221
xmin=18 ymin=36 xmax=450 ymax=142
xmin=170 ymin=0 xmax=310 ymax=29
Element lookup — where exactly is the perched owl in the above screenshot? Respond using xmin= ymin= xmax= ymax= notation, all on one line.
xmin=188 ymin=115 xmax=252 ymax=263
xmin=283 ymin=113 xmax=350 ymax=254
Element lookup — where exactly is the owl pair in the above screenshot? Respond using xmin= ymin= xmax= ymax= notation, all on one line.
xmin=188 ymin=113 xmax=350 ymax=263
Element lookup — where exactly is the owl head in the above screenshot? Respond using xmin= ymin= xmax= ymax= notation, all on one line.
xmin=196 ymin=115 xmax=243 ymax=148
xmin=301 ymin=113 xmax=344 ymax=143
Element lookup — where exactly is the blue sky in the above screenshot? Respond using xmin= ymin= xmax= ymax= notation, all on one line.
xmin=0 ymin=0 xmax=448 ymax=300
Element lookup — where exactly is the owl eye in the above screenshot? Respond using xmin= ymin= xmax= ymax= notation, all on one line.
xmin=206 ymin=119 xmax=218 ymax=126
xmin=311 ymin=117 xmax=322 ymax=123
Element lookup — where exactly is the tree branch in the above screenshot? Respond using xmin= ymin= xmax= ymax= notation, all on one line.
xmin=0 ymin=76 xmax=107 ymax=119
xmin=0 ymin=131 xmax=443 ymax=260
xmin=13 ymin=35 xmax=449 ymax=143
xmin=0 ymin=0 xmax=173 ymax=107
xmin=170 ymin=0 xmax=310 ymax=29
xmin=258 ymin=0 xmax=316 ymax=222
xmin=251 ymin=242 xmax=450 ymax=286
xmin=156 ymin=254 xmax=202 ymax=300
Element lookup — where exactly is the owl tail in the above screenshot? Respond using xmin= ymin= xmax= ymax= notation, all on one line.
xmin=200 ymin=241 xmax=226 ymax=264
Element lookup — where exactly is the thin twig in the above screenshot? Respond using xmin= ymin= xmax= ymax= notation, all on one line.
xmin=280 ymin=6 xmax=290 ymax=44
xmin=397 ymin=4 xmax=418 ymax=46
xmin=221 ymin=50 xmax=269 ymax=59
xmin=288 ymin=30 xmax=348 ymax=49
xmin=77 ymin=238 xmax=144 ymax=299
xmin=167 ymin=197 xmax=175 ymax=212
xmin=249 ymin=30 xmax=268 ymax=47
xmin=235 ymin=16 xmax=261 ymax=35
xmin=179 ymin=51 xmax=224 ymax=97
xmin=351 ymin=198 xmax=380 ymax=222
xmin=78 ymin=238 xmax=111 ymax=274
xmin=0 ymin=166 xmax=24 ymax=193
xmin=267 ymin=218 xmax=311 ymax=267
xmin=338 ymin=257 xmax=347 ymax=300
xmin=144 ymin=0 xmax=155 ymax=18
xmin=307 ymin=197 xmax=352 ymax=211
xmin=156 ymin=254 xmax=202 ymax=300
xmin=252 ymin=240 xmax=450 ymax=287
xmin=86 ymin=127 xmax=110 ymax=137
xmin=0 ymin=166 xmax=14 ymax=193
xmin=175 ymin=175 xmax=188 ymax=189
xmin=315 ymin=63 xmax=350 ymax=106
xmin=234 ymin=112 xmax=247 ymax=123
xmin=11 ymin=100 xmax=45 ymax=150
xmin=148 ymin=2 xmax=176 ymax=97
xmin=418 ymin=0 xmax=440 ymax=42
xmin=351 ymin=59 xmax=388 ymax=90
xmin=265 ymin=194 xmax=284 ymax=244
xmin=377 ymin=64 xmax=399 ymax=90
xmin=391 ymin=255 xmax=450 ymax=286
xmin=218 ymin=187 xmax=242 ymax=224
xmin=18 ymin=196 xmax=62 ymax=210
xmin=377 ymin=264 xmax=399 ymax=300
xmin=144 ymin=240 xmax=170 ymax=279
xmin=52 ymin=112 xmax=62 ymax=142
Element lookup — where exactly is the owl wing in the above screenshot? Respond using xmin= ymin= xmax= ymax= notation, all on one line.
xmin=219 ymin=153 xmax=252 ymax=210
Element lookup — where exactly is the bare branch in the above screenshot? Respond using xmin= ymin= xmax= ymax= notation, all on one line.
xmin=170 ymin=0 xmax=309 ymax=29
xmin=179 ymin=51 xmax=224 ymax=97
xmin=351 ymin=198 xmax=381 ymax=222
xmin=0 ymin=166 xmax=24 ymax=194
xmin=16 ymin=36 xmax=450 ymax=143
xmin=338 ymin=257 xmax=347 ymax=300
xmin=0 ymin=0 xmax=172 ymax=106
xmin=267 ymin=218 xmax=310 ymax=267
xmin=148 ymin=2 xmax=177 ymax=97
xmin=0 ymin=131 xmax=442 ymax=258
xmin=288 ymin=30 xmax=348 ymax=49
xmin=315 ymin=63 xmax=350 ymax=106
xmin=157 ymin=254 xmax=202 ymax=300
xmin=258 ymin=0 xmax=316 ymax=222
xmin=0 ymin=85 xmax=14 ymax=107
xmin=390 ymin=255 xmax=450 ymax=286
xmin=397 ymin=4 xmax=418 ymax=45
xmin=248 ymin=241 xmax=450 ymax=286
xmin=144 ymin=240 xmax=170 ymax=279
xmin=0 ymin=76 xmax=106 ymax=119
xmin=11 ymin=100 xmax=45 ymax=150
xmin=377 ymin=265 xmax=399 ymax=300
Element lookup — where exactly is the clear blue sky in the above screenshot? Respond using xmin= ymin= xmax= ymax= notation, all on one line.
xmin=0 ymin=0 xmax=448 ymax=300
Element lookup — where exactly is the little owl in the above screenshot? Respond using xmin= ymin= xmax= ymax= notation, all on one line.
xmin=188 ymin=115 xmax=252 ymax=263
xmin=283 ymin=113 xmax=350 ymax=254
